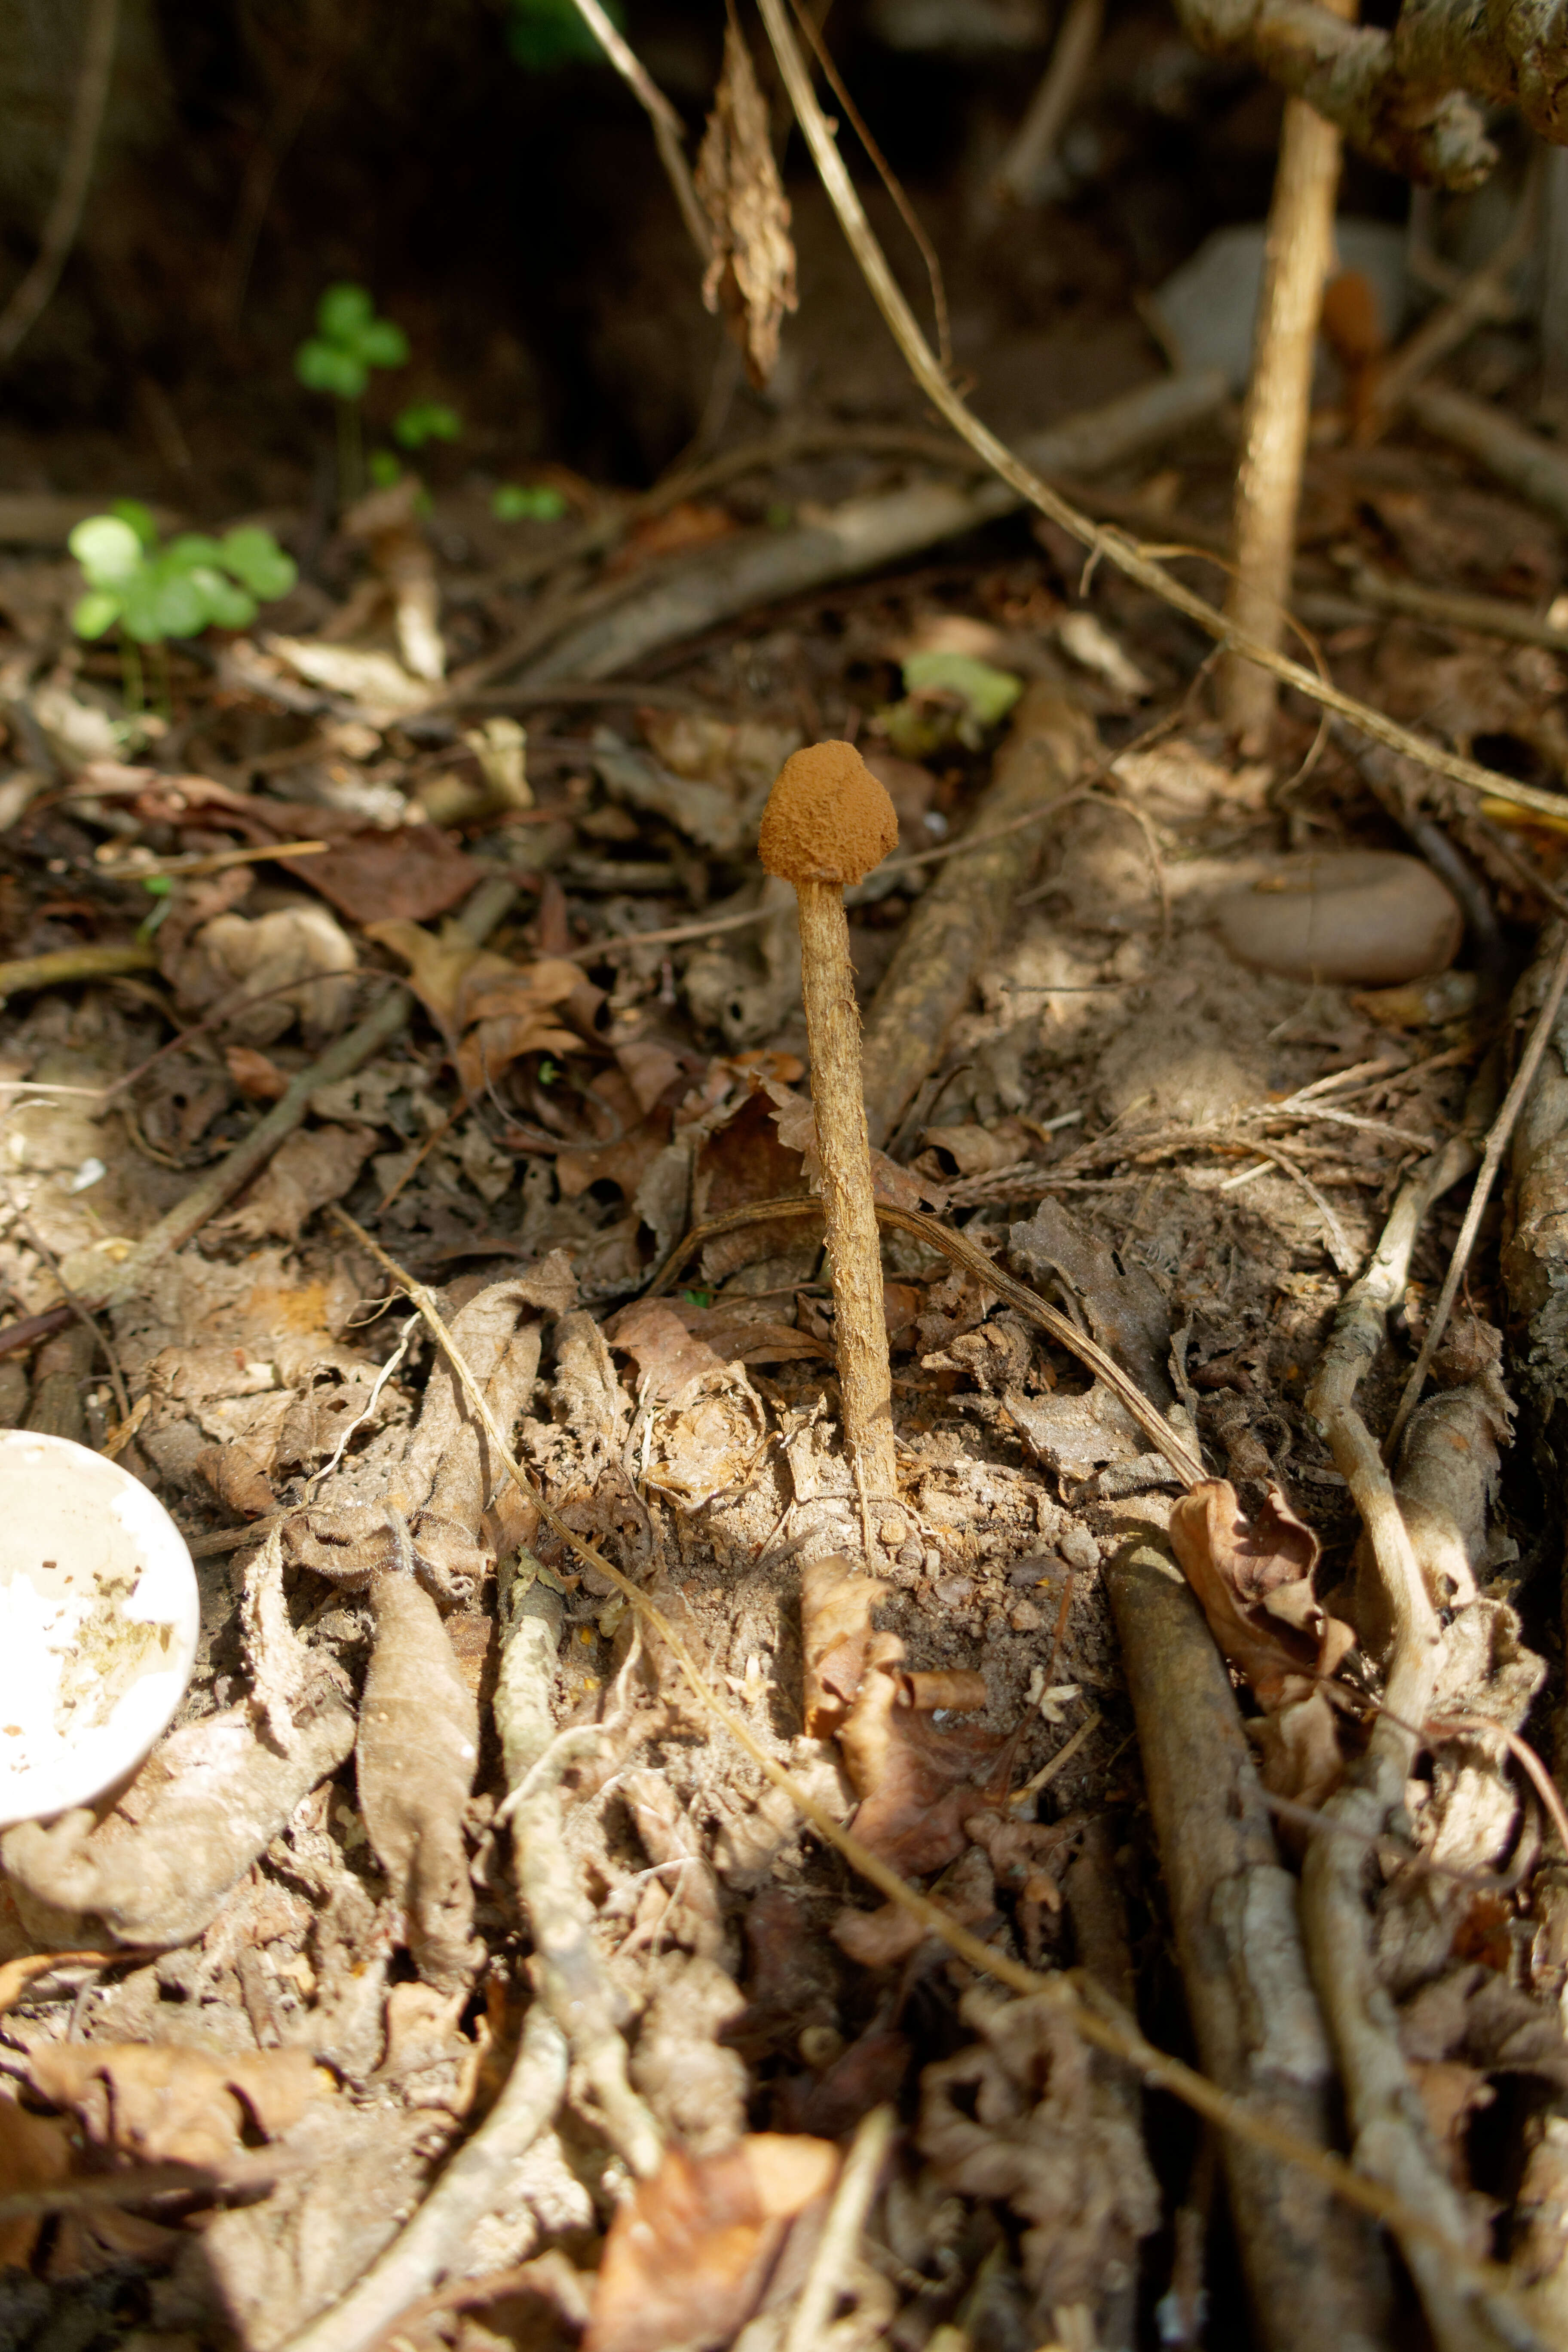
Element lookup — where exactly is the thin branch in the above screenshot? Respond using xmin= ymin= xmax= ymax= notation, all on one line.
xmin=781 ymin=2104 xmax=895 ymax=2352
xmin=750 ymin=0 xmax=1568 ymax=830
xmin=0 ymin=0 xmax=120 ymax=365
xmin=788 ymin=0 xmax=952 ymax=376
xmin=1384 ymin=922 xmax=1568 ymax=1458
xmin=992 ymin=0 xmax=1105 ymax=207
xmin=566 ymin=0 xmax=712 ymax=263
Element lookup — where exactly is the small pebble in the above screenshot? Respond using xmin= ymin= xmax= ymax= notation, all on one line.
xmin=1009 ymin=1599 xmax=1044 ymax=1632
xmin=1060 ymin=1525 xmax=1100 ymax=1570
xmin=934 ymin=1575 xmax=974 ymax=1607
xmin=895 ymin=1538 xmax=925 ymax=1568
xmin=923 ymin=1545 xmax=943 ymax=1574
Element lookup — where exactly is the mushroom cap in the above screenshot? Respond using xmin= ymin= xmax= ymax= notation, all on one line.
xmin=758 ymin=741 xmax=899 ymax=887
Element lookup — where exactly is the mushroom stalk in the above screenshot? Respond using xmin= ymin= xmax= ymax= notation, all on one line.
xmin=1218 ymin=14 xmax=1353 ymax=748
xmin=759 ymin=741 xmax=900 ymax=1511
xmin=794 ymin=879 xmax=898 ymax=1502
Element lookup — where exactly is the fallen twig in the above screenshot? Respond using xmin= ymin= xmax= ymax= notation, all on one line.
xmin=1408 ymin=380 xmax=1568 ymax=536
xmin=276 ymin=2003 xmax=569 ymax=2352
xmin=1108 ymin=1536 xmax=1392 ymax=2351
xmin=1300 ymin=1135 xmax=1525 ymax=2352
xmin=0 ymin=0 xmax=119 ymax=365
xmin=753 ymin=0 xmax=1568 ymax=829
xmin=0 ymin=941 xmax=155 ymax=1003
xmin=1363 ymin=171 xmax=1539 ymax=439
xmin=506 ymin=371 xmax=1228 ymax=689
xmin=1385 ymin=923 xmax=1568 ymax=1458
xmin=322 ymin=1208 xmax=1549 ymax=2302
xmin=780 ymin=2102 xmax=895 ymax=2352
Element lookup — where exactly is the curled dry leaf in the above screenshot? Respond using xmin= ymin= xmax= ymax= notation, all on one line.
xmin=0 ymin=2090 xmax=72 ymax=2269
xmin=695 ymin=19 xmax=798 ymax=389
xmin=367 ymin=916 xmax=581 ymax=1096
xmin=211 ymin=1122 xmax=378 ymax=1243
xmin=584 ymin=2134 xmax=838 ymax=2352
xmin=357 ymin=1565 xmax=482 ymax=1991
xmin=918 ymin=1986 xmax=1159 ymax=2323
xmin=1168 ymin=1478 xmax=1356 ymax=1709
xmin=162 ymin=899 xmax=359 ymax=1046
xmin=801 ymin=1555 xmax=891 ymax=1739
xmin=805 ymin=1556 xmax=1009 ymax=1876
xmin=21 ymin=2041 xmax=323 ymax=2172
xmin=0 ymin=1692 xmax=355 ymax=1949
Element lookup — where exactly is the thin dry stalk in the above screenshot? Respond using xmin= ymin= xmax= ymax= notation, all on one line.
xmin=750 ymin=0 xmax=1568 ymax=830
xmin=324 ymin=1208 xmax=1553 ymax=2312
xmin=992 ymin=0 xmax=1105 ymax=206
xmin=565 ymin=0 xmax=711 ymax=263
xmin=781 ymin=2104 xmax=895 ymax=2352
xmin=0 ymin=0 xmax=119 ymax=364
xmin=276 ymin=2004 xmax=568 ymax=2352
xmin=1301 ymin=1135 xmax=1529 ymax=2352
xmin=1220 ymin=15 xmax=1350 ymax=745
xmin=1384 ymin=924 xmax=1568 ymax=1458
xmin=1363 ymin=170 xmax=1538 ymax=438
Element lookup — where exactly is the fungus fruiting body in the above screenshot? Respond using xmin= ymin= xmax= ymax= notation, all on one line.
xmin=760 ymin=742 xmax=899 ymax=1507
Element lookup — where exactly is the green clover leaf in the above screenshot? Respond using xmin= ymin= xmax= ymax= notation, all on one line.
xmin=68 ymin=514 xmax=144 ymax=587
xmin=394 ymin=400 xmax=461 ymax=450
xmin=219 ymin=526 xmax=297 ymax=600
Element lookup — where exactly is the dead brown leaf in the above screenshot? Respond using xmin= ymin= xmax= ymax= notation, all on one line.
xmin=211 ymin=1122 xmax=378 ymax=1243
xmin=0 ymin=2088 xmax=73 ymax=2267
xmin=606 ymin=1298 xmax=727 ymax=1400
xmin=918 ymin=1987 xmax=1159 ymax=2321
xmin=162 ymin=897 xmax=358 ymax=1045
xmin=584 ymin=2134 xmax=837 ymax=2352
xmin=609 ymin=501 xmax=741 ymax=574
xmin=695 ymin=18 xmax=797 ymax=389
xmin=301 ymin=824 xmax=483 ymax=924
xmin=225 ymin=1043 xmax=291 ymax=1100
xmin=367 ymin=917 xmax=581 ymax=1098
xmin=800 ymin=1555 xmax=891 ymax=1739
xmin=357 ymin=1565 xmax=482 ymax=1991
xmin=22 ymin=2041 xmax=322 ymax=2171
xmin=840 ymin=1653 xmax=1008 ymax=1877
xmin=1168 ymin=1479 xmax=1357 ymax=1708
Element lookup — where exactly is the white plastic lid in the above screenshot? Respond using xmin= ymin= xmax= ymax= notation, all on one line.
xmin=0 ymin=1430 xmax=200 ymax=1828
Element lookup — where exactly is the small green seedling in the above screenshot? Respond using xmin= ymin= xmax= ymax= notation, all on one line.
xmin=394 ymin=401 xmax=462 ymax=450
xmin=881 ymin=648 xmax=1023 ymax=758
xmin=491 ymin=482 xmax=568 ymax=523
xmin=295 ymin=284 xmax=409 ymax=503
xmin=69 ymin=501 xmax=297 ymax=709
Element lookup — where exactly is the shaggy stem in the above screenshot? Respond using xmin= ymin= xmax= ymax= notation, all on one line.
xmin=1220 ymin=19 xmax=1349 ymax=744
xmin=796 ymin=880 xmax=897 ymax=1503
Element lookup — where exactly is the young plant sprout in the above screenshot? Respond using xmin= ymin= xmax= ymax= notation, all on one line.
xmin=491 ymin=481 xmax=569 ymax=522
xmin=369 ymin=402 xmax=463 ymax=490
xmin=394 ymin=401 xmax=462 ymax=450
xmin=69 ymin=501 xmax=297 ymax=710
xmin=294 ymin=283 xmax=410 ymax=505
xmin=759 ymin=741 xmax=899 ymax=1514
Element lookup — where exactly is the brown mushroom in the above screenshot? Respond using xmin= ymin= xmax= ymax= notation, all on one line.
xmin=760 ymin=741 xmax=899 ymax=1507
